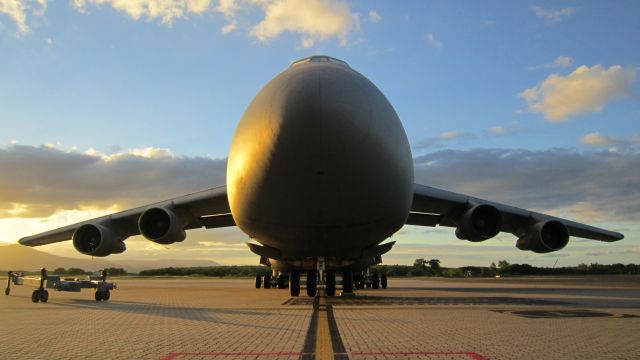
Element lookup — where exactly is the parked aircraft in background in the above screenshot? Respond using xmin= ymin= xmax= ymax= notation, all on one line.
xmin=19 ymin=56 xmax=624 ymax=297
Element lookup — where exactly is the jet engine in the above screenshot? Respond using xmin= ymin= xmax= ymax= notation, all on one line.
xmin=138 ymin=207 xmax=188 ymax=244
xmin=455 ymin=204 xmax=502 ymax=242
xmin=72 ymin=224 xmax=126 ymax=257
xmin=516 ymin=220 xmax=569 ymax=253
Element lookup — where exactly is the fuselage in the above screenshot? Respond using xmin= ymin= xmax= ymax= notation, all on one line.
xmin=227 ymin=56 xmax=414 ymax=259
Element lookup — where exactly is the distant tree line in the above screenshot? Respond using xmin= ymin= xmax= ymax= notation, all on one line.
xmin=373 ymin=260 xmax=640 ymax=277
xmin=139 ymin=266 xmax=270 ymax=277
xmin=14 ymin=261 xmax=638 ymax=278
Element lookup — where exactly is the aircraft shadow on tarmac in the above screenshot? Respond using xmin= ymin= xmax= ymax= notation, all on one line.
xmin=390 ymin=287 xmax=640 ymax=299
xmin=285 ymin=295 xmax=572 ymax=306
xmin=40 ymin=299 xmax=308 ymax=330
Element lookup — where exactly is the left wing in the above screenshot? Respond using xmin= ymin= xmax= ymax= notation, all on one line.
xmin=407 ymin=183 xmax=623 ymax=253
xmin=19 ymin=185 xmax=235 ymax=256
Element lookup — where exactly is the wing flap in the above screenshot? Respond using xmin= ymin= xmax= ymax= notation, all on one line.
xmin=406 ymin=212 xmax=443 ymax=227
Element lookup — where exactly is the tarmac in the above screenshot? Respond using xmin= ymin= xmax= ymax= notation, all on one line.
xmin=1 ymin=276 xmax=639 ymax=360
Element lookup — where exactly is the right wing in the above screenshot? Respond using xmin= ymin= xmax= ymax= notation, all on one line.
xmin=407 ymin=183 xmax=623 ymax=253
xmin=19 ymin=185 xmax=234 ymax=253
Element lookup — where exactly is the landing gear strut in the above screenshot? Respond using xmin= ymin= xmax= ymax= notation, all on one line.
xmin=5 ymin=271 xmax=12 ymax=296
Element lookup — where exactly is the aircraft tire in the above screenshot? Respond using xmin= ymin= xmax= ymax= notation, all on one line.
xmin=95 ymin=291 xmax=103 ymax=301
xmin=255 ymin=275 xmax=262 ymax=288
xmin=372 ymin=274 xmax=380 ymax=289
xmin=325 ymin=270 xmax=336 ymax=296
xmin=31 ymin=290 xmax=40 ymax=303
xmin=306 ymin=270 xmax=317 ymax=297
xmin=290 ymin=271 xmax=300 ymax=296
xmin=4 ymin=288 xmax=9 ymax=296
xmin=264 ymin=274 xmax=272 ymax=289
xmin=103 ymin=291 xmax=110 ymax=301
xmin=381 ymin=274 xmax=388 ymax=289
xmin=40 ymin=290 xmax=49 ymax=303
xmin=342 ymin=271 xmax=353 ymax=293
xmin=278 ymin=275 xmax=288 ymax=289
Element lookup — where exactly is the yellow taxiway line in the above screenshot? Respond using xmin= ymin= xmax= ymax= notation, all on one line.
xmin=315 ymin=294 xmax=334 ymax=359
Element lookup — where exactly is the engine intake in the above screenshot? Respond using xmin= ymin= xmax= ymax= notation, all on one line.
xmin=516 ymin=220 xmax=569 ymax=253
xmin=138 ymin=207 xmax=188 ymax=244
xmin=455 ymin=204 xmax=502 ymax=242
xmin=72 ymin=224 xmax=126 ymax=257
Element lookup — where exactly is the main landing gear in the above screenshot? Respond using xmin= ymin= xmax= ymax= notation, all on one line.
xmin=355 ymin=270 xmax=388 ymax=289
xmin=256 ymin=273 xmax=289 ymax=289
xmin=253 ymin=265 xmax=387 ymax=297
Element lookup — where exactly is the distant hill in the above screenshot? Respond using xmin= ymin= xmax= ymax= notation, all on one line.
xmin=0 ymin=244 xmax=219 ymax=273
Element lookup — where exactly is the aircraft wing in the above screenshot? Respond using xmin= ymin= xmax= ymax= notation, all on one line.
xmin=19 ymin=185 xmax=234 ymax=247
xmin=407 ymin=183 xmax=623 ymax=251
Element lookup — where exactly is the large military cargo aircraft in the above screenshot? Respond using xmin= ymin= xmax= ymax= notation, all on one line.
xmin=19 ymin=56 xmax=623 ymax=297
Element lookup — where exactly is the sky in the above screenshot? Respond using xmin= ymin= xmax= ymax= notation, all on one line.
xmin=0 ymin=0 xmax=639 ymax=268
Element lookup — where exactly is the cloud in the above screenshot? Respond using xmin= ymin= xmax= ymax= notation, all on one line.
xmin=0 ymin=144 xmax=226 ymax=218
xmin=249 ymin=0 xmax=358 ymax=48
xmin=580 ymin=132 xmax=640 ymax=152
xmin=520 ymin=65 xmax=637 ymax=121
xmin=415 ymin=131 xmax=470 ymax=149
xmin=530 ymin=55 xmax=574 ymax=70
xmin=0 ymin=0 xmax=47 ymax=34
xmin=216 ymin=0 xmax=237 ymax=33
xmin=368 ymin=9 xmax=381 ymax=23
xmin=215 ymin=0 xmax=236 ymax=17
xmin=551 ymin=55 xmax=574 ymax=68
xmin=426 ymin=33 xmax=443 ymax=48
xmin=585 ymin=249 xmax=612 ymax=257
xmin=531 ymin=5 xmax=575 ymax=23
xmin=72 ymin=0 xmax=213 ymax=25
xmin=440 ymin=131 xmax=466 ymax=140
xmin=580 ymin=132 xmax=618 ymax=147
xmin=220 ymin=19 xmax=236 ymax=33
xmin=414 ymin=148 xmax=640 ymax=223
xmin=490 ymin=126 xmax=506 ymax=135
xmin=2 ymin=144 xmax=637 ymax=266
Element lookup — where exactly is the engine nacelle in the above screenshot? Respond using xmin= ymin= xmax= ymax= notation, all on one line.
xmin=72 ymin=224 xmax=126 ymax=257
xmin=516 ymin=220 xmax=569 ymax=253
xmin=455 ymin=204 xmax=502 ymax=242
xmin=138 ymin=207 xmax=188 ymax=244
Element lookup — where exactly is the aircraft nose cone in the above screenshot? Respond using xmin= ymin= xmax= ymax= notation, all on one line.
xmin=227 ymin=58 xmax=413 ymax=254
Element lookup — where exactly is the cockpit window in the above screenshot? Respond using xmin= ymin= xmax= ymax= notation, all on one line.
xmin=291 ymin=56 xmax=349 ymax=67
